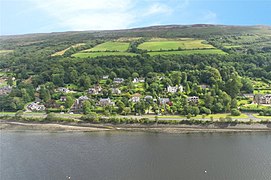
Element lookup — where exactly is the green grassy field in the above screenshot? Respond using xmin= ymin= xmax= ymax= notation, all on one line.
xmin=224 ymin=45 xmax=242 ymax=48
xmin=84 ymin=41 xmax=130 ymax=52
xmin=158 ymin=113 xmax=248 ymax=119
xmin=253 ymin=89 xmax=271 ymax=94
xmin=51 ymin=43 xmax=85 ymax=56
xmin=0 ymin=50 xmax=13 ymax=55
xmin=72 ymin=52 xmax=136 ymax=58
xmin=148 ymin=49 xmax=226 ymax=56
xmin=138 ymin=39 xmax=215 ymax=51
xmin=253 ymin=114 xmax=271 ymax=119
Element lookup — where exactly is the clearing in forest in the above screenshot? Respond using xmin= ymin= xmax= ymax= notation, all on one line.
xmin=138 ymin=38 xmax=215 ymax=51
xmin=148 ymin=49 xmax=226 ymax=56
xmin=72 ymin=52 xmax=136 ymax=58
xmin=51 ymin=43 xmax=85 ymax=56
xmin=84 ymin=41 xmax=130 ymax=52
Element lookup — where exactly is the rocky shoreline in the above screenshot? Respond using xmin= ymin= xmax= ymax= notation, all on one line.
xmin=1 ymin=120 xmax=271 ymax=134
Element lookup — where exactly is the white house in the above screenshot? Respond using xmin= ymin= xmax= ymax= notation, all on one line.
xmin=102 ymin=75 xmax=109 ymax=79
xmin=130 ymin=93 xmax=142 ymax=103
xmin=57 ymin=87 xmax=69 ymax=93
xmin=167 ymin=85 xmax=183 ymax=93
xmin=133 ymin=78 xmax=145 ymax=83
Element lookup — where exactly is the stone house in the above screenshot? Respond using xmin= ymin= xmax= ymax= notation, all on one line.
xmin=0 ymin=86 xmax=12 ymax=95
xmin=254 ymin=94 xmax=271 ymax=104
xmin=159 ymin=98 xmax=170 ymax=105
xmin=187 ymin=96 xmax=199 ymax=103
xmin=88 ymin=85 xmax=102 ymax=95
xmin=111 ymin=88 xmax=121 ymax=95
xmin=99 ymin=98 xmax=115 ymax=106
xmin=27 ymin=102 xmax=46 ymax=111
xmin=60 ymin=96 xmax=67 ymax=102
xmin=70 ymin=96 xmax=89 ymax=113
xmin=113 ymin=78 xmax=124 ymax=84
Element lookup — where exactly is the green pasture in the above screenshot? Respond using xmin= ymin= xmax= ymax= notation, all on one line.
xmin=253 ymin=89 xmax=271 ymax=94
xmin=138 ymin=39 xmax=215 ymax=51
xmin=253 ymin=114 xmax=271 ymax=119
xmin=155 ymin=113 xmax=248 ymax=119
xmin=148 ymin=49 xmax=226 ymax=56
xmin=84 ymin=41 xmax=130 ymax=52
xmin=51 ymin=43 xmax=85 ymax=56
xmin=72 ymin=52 xmax=136 ymax=58
xmin=0 ymin=50 xmax=13 ymax=55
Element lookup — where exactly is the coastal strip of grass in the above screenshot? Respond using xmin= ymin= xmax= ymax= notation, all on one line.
xmin=72 ymin=52 xmax=137 ymax=58
xmin=148 ymin=49 xmax=227 ymax=56
xmin=253 ymin=114 xmax=271 ymax=119
xmin=152 ymin=113 xmax=249 ymax=119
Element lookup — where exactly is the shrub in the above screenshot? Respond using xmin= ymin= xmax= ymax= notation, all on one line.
xmin=81 ymin=112 xmax=99 ymax=122
xmin=231 ymin=108 xmax=241 ymax=116
xmin=15 ymin=110 xmax=24 ymax=118
xmin=46 ymin=113 xmax=57 ymax=121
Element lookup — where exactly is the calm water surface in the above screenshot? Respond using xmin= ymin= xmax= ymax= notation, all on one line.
xmin=0 ymin=131 xmax=271 ymax=180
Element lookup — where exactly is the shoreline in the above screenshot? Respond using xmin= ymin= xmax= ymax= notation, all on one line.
xmin=1 ymin=120 xmax=271 ymax=134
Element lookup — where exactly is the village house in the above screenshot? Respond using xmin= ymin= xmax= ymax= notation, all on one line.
xmin=167 ymin=85 xmax=183 ymax=93
xmin=34 ymin=97 xmax=42 ymax=103
xmin=199 ymin=84 xmax=210 ymax=89
xmin=0 ymin=86 xmax=12 ymax=95
xmin=111 ymin=88 xmax=121 ymax=95
xmin=60 ymin=96 xmax=67 ymax=102
xmin=159 ymin=98 xmax=170 ymax=105
xmin=113 ymin=78 xmax=124 ymax=84
xmin=130 ymin=93 xmax=142 ymax=103
xmin=132 ymin=78 xmax=145 ymax=83
xmin=243 ymin=94 xmax=254 ymax=99
xmin=70 ymin=96 xmax=89 ymax=113
xmin=102 ymin=75 xmax=109 ymax=79
xmin=187 ymin=96 xmax=199 ymax=104
xmin=57 ymin=87 xmax=69 ymax=93
xmin=88 ymin=85 xmax=102 ymax=95
xmin=27 ymin=102 xmax=46 ymax=111
xmin=99 ymin=98 xmax=115 ymax=106
xmin=36 ymin=85 xmax=41 ymax=91
xmin=254 ymin=94 xmax=271 ymax=104
xmin=144 ymin=95 xmax=157 ymax=102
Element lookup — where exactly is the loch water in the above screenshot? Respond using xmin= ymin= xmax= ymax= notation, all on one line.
xmin=1 ymin=131 xmax=271 ymax=180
